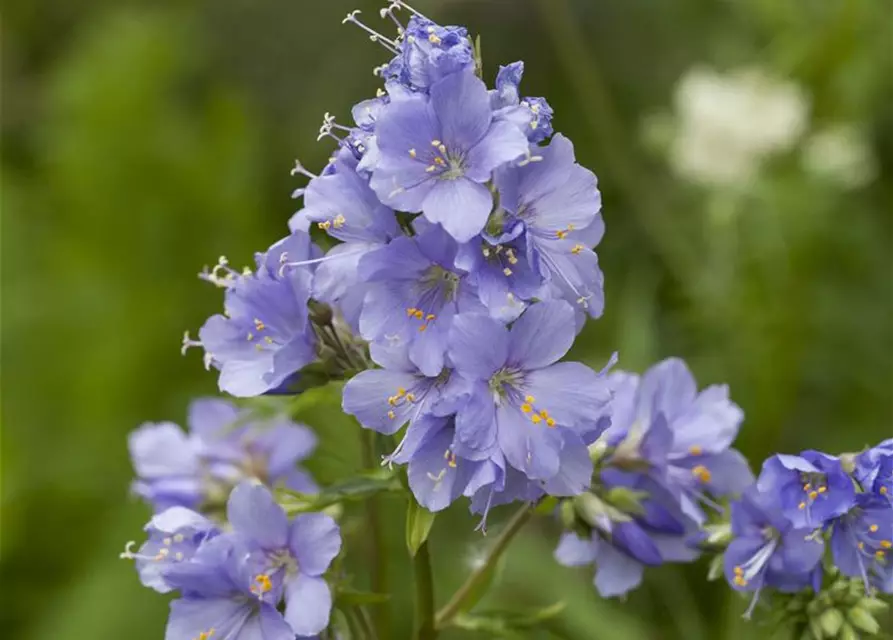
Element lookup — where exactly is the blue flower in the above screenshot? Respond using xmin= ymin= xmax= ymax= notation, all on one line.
xmin=121 ymin=507 xmax=219 ymax=594
xmin=448 ymin=300 xmax=612 ymax=483
xmin=226 ymin=482 xmax=341 ymax=637
xmin=490 ymin=62 xmax=554 ymax=144
xmin=369 ymin=68 xmax=529 ymax=242
xmin=358 ymin=224 xmax=484 ymax=376
xmin=342 ymin=341 xmax=466 ymax=438
xmin=495 ymin=134 xmax=605 ymax=317
xmin=385 ymin=15 xmax=474 ymax=93
xmin=598 ymin=358 xmax=752 ymax=524
xmin=129 ymin=398 xmax=318 ymax=512
xmin=830 ymin=494 xmax=893 ymax=593
xmin=724 ymin=487 xmax=824 ymax=617
xmin=454 ymin=231 xmax=541 ymax=322
xmin=855 ymin=439 xmax=893 ymax=503
xmin=162 ymin=535 xmax=296 ymax=640
xmin=188 ymin=231 xmax=320 ymax=397
xmin=289 ymin=152 xmax=398 ymax=331
xmin=554 ymin=471 xmax=700 ymax=598
xmin=756 ymin=451 xmax=856 ymax=529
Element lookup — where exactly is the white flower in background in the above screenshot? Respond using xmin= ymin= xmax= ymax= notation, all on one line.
xmin=802 ymin=124 xmax=877 ymax=189
xmin=669 ymin=66 xmax=809 ymax=187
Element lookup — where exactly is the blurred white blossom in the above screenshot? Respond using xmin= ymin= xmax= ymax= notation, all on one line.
xmin=802 ymin=124 xmax=877 ymax=189
xmin=669 ymin=66 xmax=809 ymax=187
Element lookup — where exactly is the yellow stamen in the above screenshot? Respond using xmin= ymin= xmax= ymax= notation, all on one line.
xmin=880 ymin=486 xmax=888 ymax=495
xmin=254 ymin=318 xmax=265 ymax=331
xmin=692 ymin=465 xmax=712 ymax=483
xmin=858 ymin=542 xmax=865 ymax=550
xmin=405 ymin=393 xmax=416 ymax=403
xmin=425 ymin=165 xmax=437 ymax=173
xmin=425 ymin=314 xmax=436 ymax=321
xmin=396 ymin=387 xmax=407 ymax=397
xmin=870 ymin=524 xmax=879 ymax=533
xmin=539 ymin=409 xmax=550 ymax=418
xmin=437 ymin=144 xmax=447 ymax=154
xmin=414 ymin=310 xmax=424 ymax=320
xmin=524 ymin=395 xmax=535 ymax=403
xmin=531 ymin=414 xmax=542 ymax=424
xmin=881 ymin=540 xmax=892 ymax=549
xmin=571 ymin=244 xmax=585 ymax=255
xmin=431 ymin=139 xmax=441 ymax=147
xmin=520 ymin=403 xmax=533 ymax=413
xmin=803 ymin=483 xmax=812 ymax=491
xmin=876 ymin=550 xmax=886 ymax=560
xmin=734 ymin=566 xmax=743 ymax=575
xmin=688 ymin=445 xmax=703 ymax=456
xmin=503 ymin=268 xmax=513 ymax=276
xmin=545 ymin=417 xmax=556 ymax=428
xmin=817 ymin=486 xmax=827 ymax=494
xmin=387 ymin=410 xmax=396 ymax=420
xmin=734 ymin=576 xmax=747 ymax=587
xmin=406 ymin=307 xmax=418 ymax=317
xmin=808 ymin=491 xmax=818 ymax=500
xmin=409 ymin=148 xmax=417 ymax=158
xmin=798 ymin=501 xmax=806 ymax=510
xmin=428 ymin=33 xmax=441 ymax=44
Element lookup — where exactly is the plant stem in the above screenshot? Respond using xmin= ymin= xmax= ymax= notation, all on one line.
xmin=435 ymin=503 xmax=533 ymax=628
xmin=360 ymin=429 xmax=391 ymax=638
xmin=412 ymin=541 xmax=437 ymax=640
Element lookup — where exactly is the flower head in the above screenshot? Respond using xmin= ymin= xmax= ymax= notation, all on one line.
xmin=448 ymin=300 xmax=612 ymax=483
xmin=369 ymin=67 xmax=529 ymax=242
xmin=490 ymin=62 xmax=554 ymax=144
xmin=129 ymin=398 xmax=317 ymax=512
xmin=226 ymin=482 xmax=341 ymax=637
xmin=757 ymin=451 xmax=856 ymax=529
xmin=190 ymin=231 xmax=320 ymax=397
xmin=830 ymin=494 xmax=893 ymax=594
xmin=121 ymin=507 xmax=219 ymax=594
xmin=855 ymin=439 xmax=893 ymax=503
xmin=724 ymin=487 xmax=825 ymax=617
xmin=162 ymin=535 xmax=295 ymax=640
xmin=495 ymin=134 xmax=605 ymax=317
xmin=358 ymin=224 xmax=484 ymax=376
xmin=386 ymin=15 xmax=474 ymax=92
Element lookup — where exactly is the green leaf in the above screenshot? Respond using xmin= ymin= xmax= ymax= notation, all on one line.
xmin=473 ymin=34 xmax=483 ymax=78
xmin=534 ymin=496 xmax=559 ymax=515
xmin=336 ymin=588 xmax=391 ymax=607
xmin=405 ymin=497 xmax=437 ymax=557
xmin=278 ymin=471 xmax=402 ymax=515
xmin=450 ymin=602 xmax=567 ymax=636
xmin=706 ymin=553 xmax=725 ymax=581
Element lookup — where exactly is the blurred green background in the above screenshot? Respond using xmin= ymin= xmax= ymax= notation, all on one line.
xmin=3 ymin=0 xmax=891 ymax=638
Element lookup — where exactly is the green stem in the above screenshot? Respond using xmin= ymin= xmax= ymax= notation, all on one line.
xmin=360 ymin=429 xmax=391 ymax=639
xmin=435 ymin=504 xmax=533 ymax=628
xmin=412 ymin=541 xmax=437 ymax=640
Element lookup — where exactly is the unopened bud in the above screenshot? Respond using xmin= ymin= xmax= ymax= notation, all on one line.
xmin=818 ymin=608 xmax=843 ymax=637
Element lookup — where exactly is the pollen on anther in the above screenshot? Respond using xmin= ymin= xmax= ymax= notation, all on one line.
xmin=531 ymin=414 xmax=542 ymax=424
xmin=876 ymin=550 xmax=886 ymax=560
xmin=409 ymin=148 xmax=417 ymax=158
xmin=798 ymin=501 xmax=807 ymax=510
xmin=524 ymin=395 xmax=535 ymax=403
xmin=808 ymin=491 xmax=818 ymax=500
xmin=387 ymin=410 xmax=396 ymax=419
xmin=688 ymin=445 xmax=703 ymax=456
xmin=870 ymin=524 xmax=879 ymax=533
xmin=503 ymin=267 xmax=513 ymax=276
xmin=692 ymin=465 xmax=712 ymax=483
xmin=571 ymin=244 xmax=585 ymax=255
xmin=520 ymin=403 xmax=533 ymax=413
xmin=881 ymin=540 xmax=892 ymax=549
xmin=546 ymin=417 xmax=556 ymax=427
xmin=818 ymin=486 xmax=827 ymax=494
xmin=880 ymin=486 xmax=888 ymax=495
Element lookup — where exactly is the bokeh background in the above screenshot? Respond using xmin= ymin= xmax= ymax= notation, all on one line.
xmin=3 ymin=0 xmax=892 ymax=638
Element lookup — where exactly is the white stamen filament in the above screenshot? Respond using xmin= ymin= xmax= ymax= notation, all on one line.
xmin=342 ymin=10 xmax=399 ymax=53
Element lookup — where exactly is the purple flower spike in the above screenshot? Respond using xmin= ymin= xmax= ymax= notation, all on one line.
xmin=757 ymin=451 xmax=856 ymax=529
xmin=370 ymin=68 xmax=529 ymax=242
xmin=386 ymin=15 xmax=475 ymax=93
xmin=724 ymin=487 xmax=825 ymax=618
xmin=189 ymin=231 xmax=320 ymax=397
xmin=855 ymin=438 xmax=893 ymax=503
xmin=448 ymin=300 xmax=612 ymax=483
xmin=226 ymin=482 xmax=341 ymax=637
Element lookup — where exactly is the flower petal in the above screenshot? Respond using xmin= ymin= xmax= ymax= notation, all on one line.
xmin=288 ymin=513 xmax=341 ymax=577
xmin=554 ymin=532 xmax=596 ymax=566
xmin=507 ymin=300 xmax=576 ymax=369
xmin=430 ymin=69 xmax=492 ymax=151
xmin=284 ymin=574 xmax=333 ymax=636
xmin=226 ymin=482 xmax=288 ymax=550
xmin=422 ymin=178 xmax=493 ymax=243
xmin=448 ymin=312 xmax=508 ymax=379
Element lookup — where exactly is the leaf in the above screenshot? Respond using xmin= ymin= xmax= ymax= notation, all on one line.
xmin=405 ymin=497 xmax=436 ymax=557
xmin=707 ymin=553 xmax=725 ymax=581
xmin=278 ymin=471 xmax=402 ymax=515
xmin=450 ymin=602 xmax=567 ymax=636
xmin=534 ymin=496 xmax=559 ymax=515
xmin=336 ymin=589 xmax=391 ymax=607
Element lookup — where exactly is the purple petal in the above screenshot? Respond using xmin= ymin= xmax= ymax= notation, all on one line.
xmin=448 ymin=313 xmax=508 ymax=379
xmin=408 ymin=427 xmax=465 ymax=511
xmin=226 ymin=482 xmax=288 ymax=551
xmin=554 ymin=532 xmax=597 ymax=566
xmin=593 ymin=542 xmax=645 ymax=598
xmin=507 ymin=301 xmax=576 ymax=369
xmin=342 ymin=369 xmax=420 ymax=435
xmin=166 ymin=597 xmax=251 ymax=640
xmin=495 ymin=401 xmax=562 ymax=480
xmin=129 ymin=422 xmax=198 ymax=478
xmin=422 ymin=179 xmax=493 ymax=243
xmin=284 ymin=574 xmax=333 ymax=637
xmin=636 ymin=358 xmax=698 ymax=426
xmin=464 ymin=119 xmax=529 ymax=182
xmin=522 ymin=361 xmax=613 ymax=430
xmin=454 ymin=383 xmax=499 ymax=457
xmin=541 ymin=430 xmax=594 ymax=496
xmin=670 ymin=384 xmax=743 ymax=455
xmin=288 ymin=513 xmax=341 ymax=577
xmin=430 ymin=69 xmax=492 ymax=151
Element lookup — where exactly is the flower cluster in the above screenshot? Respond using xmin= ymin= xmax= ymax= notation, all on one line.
xmin=122 ymin=3 xmax=890 ymax=639
xmin=723 ymin=439 xmax=893 ymax=617
xmin=555 ymin=358 xmax=752 ymax=596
